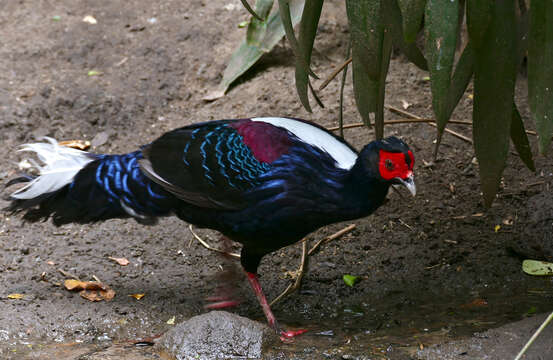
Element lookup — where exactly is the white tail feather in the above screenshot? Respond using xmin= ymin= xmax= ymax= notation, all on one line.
xmin=11 ymin=137 xmax=95 ymax=200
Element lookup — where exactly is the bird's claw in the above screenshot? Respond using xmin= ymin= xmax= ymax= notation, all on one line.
xmin=280 ymin=328 xmax=308 ymax=341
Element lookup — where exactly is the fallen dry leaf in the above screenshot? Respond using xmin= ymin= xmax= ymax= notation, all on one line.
xmin=166 ymin=316 xmax=175 ymax=325
xmin=108 ymin=256 xmax=130 ymax=266
xmin=80 ymin=288 xmax=115 ymax=302
xmin=129 ymin=293 xmax=145 ymax=300
xmin=58 ymin=140 xmax=91 ymax=151
xmin=46 ymin=261 xmax=56 ymax=266
xmin=460 ymin=298 xmax=488 ymax=309
xmin=64 ymin=279 xmax=106 ymax=291
xmin=7 ymin=293 xmax=25 ymax=300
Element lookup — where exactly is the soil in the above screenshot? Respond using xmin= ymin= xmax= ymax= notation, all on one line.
xmin=1 ymin=1 xmax=552 ymax=359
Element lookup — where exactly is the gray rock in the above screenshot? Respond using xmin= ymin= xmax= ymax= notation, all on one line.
xmin=155 ymin=311 xmax=277 ymax=360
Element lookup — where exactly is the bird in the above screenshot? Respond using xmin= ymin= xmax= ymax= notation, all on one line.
xmin=5 ymin=116 xmax=415 ymax=340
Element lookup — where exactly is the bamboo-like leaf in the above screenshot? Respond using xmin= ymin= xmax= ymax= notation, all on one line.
xmin=346 ymin=0 xmax=383 ymax=129
xmin=295 ymin=0 xmax=324 ymax=112
xmin=278 ymin=0 xmax=317 ymax=79
xmin=528 ymin=1 xmax=553 ymax=154
xmin=511 ymin=104 xmax=535 ymax=172
xmin=386 ymin=0 xmax=427 ymax=71
xmin=466 ymin=0 xmax=493 ymax=49
xmin=425 ymin=0 xmax=459 ymax=136
xmin=240 ymin=0 xmax=267 ymax=21
xmin=447 ymin=42 xmax=474 ymax=119
xmin=397 ymin=0 xmax=427 ymax=43
xmin=433 ymin=42 xmax=475 ymax=158
xmin=472 ymin=0 xmax=517 ymax=207
xmin=246 ymin=0 xmax=274 ymax=46
xmin=375 ymin=28 xmax=393 ymax=140
xmin=206 ymin=0 xmax=304 ymax=100
xmin=346 ymin=0 xmax=383 ymax=80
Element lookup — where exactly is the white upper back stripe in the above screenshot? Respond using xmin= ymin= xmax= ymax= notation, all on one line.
xmin=251 ymin=117 xmax=358 ymax=169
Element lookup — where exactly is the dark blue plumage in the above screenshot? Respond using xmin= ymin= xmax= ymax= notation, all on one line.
xmin=5 ymin=117 xmax=416 ymax=339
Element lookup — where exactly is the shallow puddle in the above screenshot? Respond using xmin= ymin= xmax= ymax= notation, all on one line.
xmin=5 ymin=281 xmax=553 ymax=359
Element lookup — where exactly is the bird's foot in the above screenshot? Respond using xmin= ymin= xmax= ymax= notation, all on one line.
xmin=279 ymin=328 xmax=308 ymax=342
xmin=204 ymin=295 xmax=241 ymax=309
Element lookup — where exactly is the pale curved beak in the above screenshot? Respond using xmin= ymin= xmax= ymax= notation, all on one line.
xmin=395 ymin=174 xmax=416 ymax=196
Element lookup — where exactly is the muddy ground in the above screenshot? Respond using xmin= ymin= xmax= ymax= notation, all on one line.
xmin=1 ymin=1 xmax=552 ymax=359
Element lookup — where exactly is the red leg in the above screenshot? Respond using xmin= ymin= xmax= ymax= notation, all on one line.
xmin=246 ymin=272 xmax=307 ymax=341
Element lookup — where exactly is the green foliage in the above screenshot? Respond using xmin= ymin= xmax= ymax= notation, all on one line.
xmin=342 ymin=274 xmax=359 ymax=287
xmin=224 ymin=0 xmax=551 ymax=206
xmin=522 ymin=260 xmax=553 ymax=276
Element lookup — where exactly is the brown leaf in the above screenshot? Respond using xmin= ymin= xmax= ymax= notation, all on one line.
xmin=64 ymin=279 xmax=106 ymax=291
xmin=7 ymin=293 xmax=25 ymax=300
xmin=100 ymin=288 xmax=116 ymax=301
xmin=460 ymin=298 xmax=488 ymax=309
xmin=58 ymin=140 xmax=91 ymax=151
xmin=79 ymin=288 xmax=115 ymax=302
xmin=108 ymin=257 xmax=130 ymax=266
xmin=129 ymin=293 xmax=145 ymax=300
xmin=79 ymin=290 xmax=103 ymax=302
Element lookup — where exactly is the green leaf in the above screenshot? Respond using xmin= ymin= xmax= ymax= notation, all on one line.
xmin=528 ymin=1 xmax=553 ymax=154
xmin=246 ymin=0 xmax=274 ymax=46
xmin=346 ymin=0 xmax=389 ymax=137
xmin=522 ymin=260 xmax=553 ymax=276
xmin=278 ymin=0 xmax=317 ymax=79
xmin=525 ymin=306 xmax=538 ymax=316
xmin=472 ymin=1 xmax=518 ymax=207
xmin=343 ymin=274 xmax=359 ymax=287
xmin=433 ymin=42 xmax=474 ymax=158
xmin=240 ymin=0 xmax=267 ymax=21
xmin=374 ymin=28 xmax=393 ymax=140
xmin=446 ymin=42 xmax=474 ymax=120
xmin=295 ymin=0 xmax=324 ymax=112
xmin=347 ymin=0 xmax=383 ymax=80
xmin=385 ymin=0 xmax=427 ymax=71
xmin=397 ymin=0 xmax=426 ymax=43
xmin=87 ymin=70 xmax=101 ymax=76
xmin=206 ymin=0 xmax=304 ymax=100
xmin=510 ymin=104 xmax=535 ymax=172
xmin=466 ymin=0 xmax=493 ymax=49
xmin=425 ymin=0 xmax=459 ymax=136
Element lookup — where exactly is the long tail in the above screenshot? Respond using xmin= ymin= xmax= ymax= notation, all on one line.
xmin=5 ymin=138 xmax=175 ymax=225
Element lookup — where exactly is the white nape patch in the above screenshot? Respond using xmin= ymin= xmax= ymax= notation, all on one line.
xmin=11 ymin=137 xmax=94 ymax=200
xmin=252 ymin=117 xmax=358 ymax=169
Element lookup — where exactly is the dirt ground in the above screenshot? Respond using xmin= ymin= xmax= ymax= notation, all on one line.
xmin=1 ymin=1 xmax=552 ymax=359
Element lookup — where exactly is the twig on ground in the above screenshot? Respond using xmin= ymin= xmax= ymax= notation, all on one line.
xmin=270 ymin=241 xmax=308 ymax=306
xmin=58 ymin=268 xmax=80 ymax=281
xmin=398 ymin=218 xmax=414 ymax=231
xmin=386 ymin=106 xmax=473 ymax=144
xmin=319 ymin=57 xmax=352 ymax=91
xmin=514 ymin=311 xmax=553 ymax=360
xmin=326 ymin=118 xmax=472 ymax=132
xmin=188 ymin=225 xmax=240 ymax=259
xmin=308 ymin=224 xmax=357 ymax=256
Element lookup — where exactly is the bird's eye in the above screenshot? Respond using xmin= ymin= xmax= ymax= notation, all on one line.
xmin=385 ymin=159 xmax=394 ymax=170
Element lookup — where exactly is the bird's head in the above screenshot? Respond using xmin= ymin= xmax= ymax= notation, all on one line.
xmin=358 ymin=136 xmax=416 ymax=196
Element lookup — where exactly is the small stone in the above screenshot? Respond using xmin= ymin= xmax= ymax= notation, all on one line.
xmin=155 ymin=311 xmax=277 ymax=360
xmin=91 ymin=132 xmax=109 ymax=147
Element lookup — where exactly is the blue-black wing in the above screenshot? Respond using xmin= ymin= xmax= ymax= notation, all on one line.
xmin=140 ymin=120 xmax=279 ymax=210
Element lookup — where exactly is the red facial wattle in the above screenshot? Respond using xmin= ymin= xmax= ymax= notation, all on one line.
xmin=378 ymin=150 xmax=414 ymax=180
